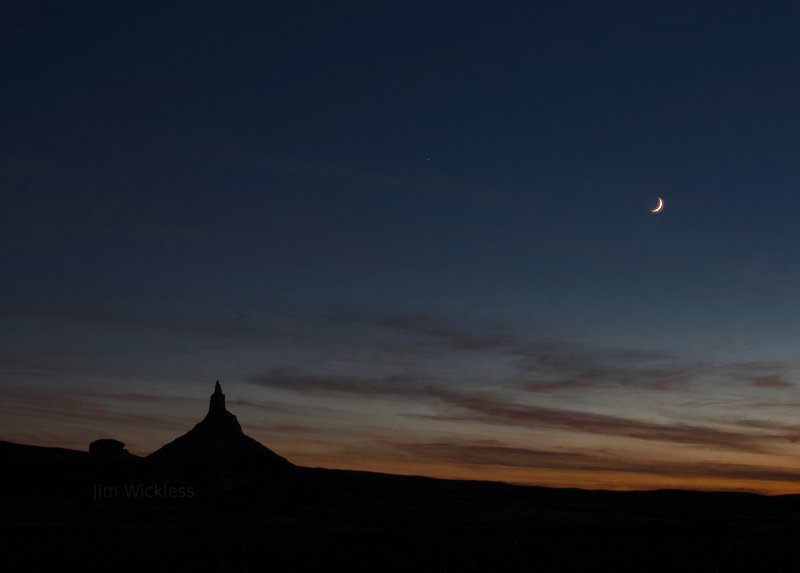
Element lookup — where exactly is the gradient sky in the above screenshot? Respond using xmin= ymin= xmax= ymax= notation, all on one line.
xmin=5 ymin=1 xmax=800 ymax=493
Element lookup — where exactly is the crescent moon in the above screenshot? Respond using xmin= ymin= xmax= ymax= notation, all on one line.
xmin=651 ymin=197 xmax=664 ymax=213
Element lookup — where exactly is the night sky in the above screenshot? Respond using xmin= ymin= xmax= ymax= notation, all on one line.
xmin=5 ymin=1 xmax=800 ymax=493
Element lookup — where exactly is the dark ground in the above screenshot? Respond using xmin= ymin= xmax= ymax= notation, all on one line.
xmin=2 ymin=441 xmax=800 ymax=572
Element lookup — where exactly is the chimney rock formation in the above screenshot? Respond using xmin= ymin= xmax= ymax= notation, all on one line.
xmin=146 ymin=381 xmax=294 ymax=478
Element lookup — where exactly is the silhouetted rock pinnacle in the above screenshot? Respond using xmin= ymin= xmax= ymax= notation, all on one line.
xmin=210 ymin=380 xmax=225 ymax=412
xmin=146 ymin=382 xmax=294 ymax=481
xmin=195 ymin=380 xmax=243 ymax=436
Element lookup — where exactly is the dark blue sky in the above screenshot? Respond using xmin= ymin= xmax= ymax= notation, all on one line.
xmin=4 ymin=1 xmax=800 ymax=492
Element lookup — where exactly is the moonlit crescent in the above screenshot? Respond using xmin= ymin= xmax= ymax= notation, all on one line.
xmin=651 ymin=197 xmax=663 ymax=213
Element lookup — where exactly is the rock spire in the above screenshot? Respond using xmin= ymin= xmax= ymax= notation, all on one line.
xmin=209 ymin=380 xmax=225 ymax=414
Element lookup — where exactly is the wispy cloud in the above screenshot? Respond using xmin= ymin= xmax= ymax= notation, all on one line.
xmin=315 ymin=308 xmax=800 ymax=399
xmin=249 ymin=367 xmax=782 ymax=452
xmin=250 ymin=368 xmax=438 ymax=398
xmin=392 ymin=440 xmax=800 ymax=483
xmin=316 ymin=308 xmax=515 ymax=351
xmin=0 ymin=304 xmax=276 ymax=342
xmin=754 ymin=375 xmax=794 ymax=389
xmin=315 ymin=309 xmax=690 ymax=391
xmin=433 ymin=393 xmax=778 ymax=453
xmin=525 ymin=376 xmax=688 ymax=394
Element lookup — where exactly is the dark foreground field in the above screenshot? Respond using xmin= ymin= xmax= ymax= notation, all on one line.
xmin=3 ymin=441 xmax=800 ymax=572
